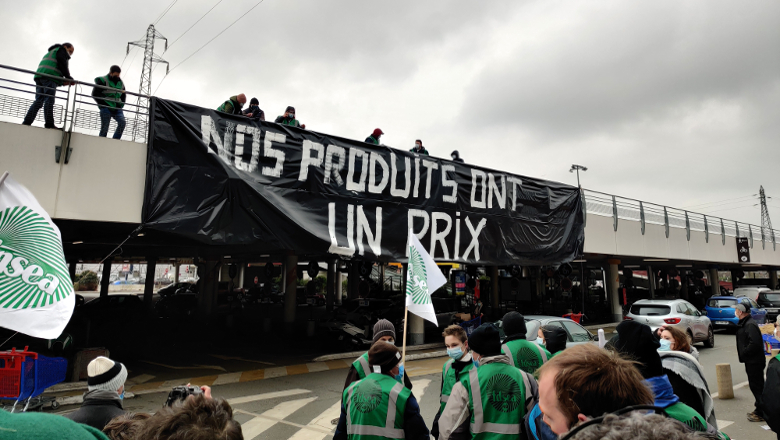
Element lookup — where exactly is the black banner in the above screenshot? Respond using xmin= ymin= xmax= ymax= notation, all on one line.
xmin=142 ymin=98 xmax=584 ymax=265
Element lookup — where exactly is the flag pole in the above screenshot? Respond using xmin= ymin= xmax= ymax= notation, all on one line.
xmin=401 ymin=261 xmax=409 ymax=366
xmin=401 ymin=305 xmax=409 ymax=366
xmin=0 ymin=171 xmax=9 ymax=189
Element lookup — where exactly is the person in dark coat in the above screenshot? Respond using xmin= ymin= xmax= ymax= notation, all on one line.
xmin=733 ymin=302 xmax=767 ymax=422
xmin=450 ymin=150 xmax=464 ymax=163
xmin=92 ymin=65 xmax=127 ymax=139
xmin=762 ymin=353 xmax=780 ymax=439
xmin=540 ymin=325 xmax=568 ymax=357
xmin=365 ymin=128 xmax=383 ymax=145
xmin=23 ymin=43 xmax=75 ymax=129
xmin=65 ymin=356 xmax=127 ymax=431
xmin=216 ymin=94 xmax=246 ymax=115
xmin=275 ymin=105 xmax=304 ymax=128
xmin=242 ymin=97 xmax=265 ymax=120
xmin=410 ymin=139 xmax=429 ymax=155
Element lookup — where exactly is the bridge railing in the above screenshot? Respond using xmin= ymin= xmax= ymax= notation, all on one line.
xmin=0 ymin=63 xmax=150 ymax=143
xmin=582 ymin=189 xmax=777 ymax=251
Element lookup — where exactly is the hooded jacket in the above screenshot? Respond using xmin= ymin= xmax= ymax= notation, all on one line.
xmin=541 ymin=326 xmax=568 ymax=356
xmin=762 ymin=354 xmax=780 ymax=434
xmin=659 ymin=350 xmax=716 ymax=428
xmin=64 ymin=389 xmax=124 ymax=431
xmin=0 ymin=409 xmax=109 ymax=440
xmin=736 ymin=315 xmax=765 ymax=364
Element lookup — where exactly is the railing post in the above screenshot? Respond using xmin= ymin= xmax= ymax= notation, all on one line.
xmin=749 ymin=225 xmax=754 ymax=248
xmin=735 ymin=222 xmax=740 ymax=238
xmin=639 ymin=201 xmax=646 ymax=235
xmin=664 ymin=207 xmax=669 ymax=238
xmin=721 ymin=218 xmax=726 ymax=245
xmin=704 ymin=215 xmax=709 ymax=243
xmin=612 ymin=195 xmax=618 ymax=232
xmin=581 ymin=189 xmax=587 ymax=228
xmin=685 ymin=211 xmax=690 ymax=241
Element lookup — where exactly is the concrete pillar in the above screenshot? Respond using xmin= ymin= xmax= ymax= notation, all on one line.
xmin=284 ymin=254 xmax=298 ymax=327
xmin=710 ymin=268 xmax=720 ymax=297
xmin=490 ymin=266 xmax=500 ymax=316
xmin=716 ymin=363 xmax=734 ymax=399
xmin=770 ymin=269 xmax=778 ymax=290
xmin=380 ymin=264 xmax=386 ymax=293
xmin=348 ymin=262 xmax=360 ymax=300
xmin=680 ymin=272 xmax=689 ymax=300
xmin=336 ymin=270 xmax=344 ymax=304
xmin=68 ymin=261 xmax=77 ymax=283
xmin=100 ymin=262 xmax=111 ymax=297
xmin=326 ymin=259 xmax=336 ymax=312
xmin=606 ymin=260 xmax=622 ymax=322
xmin=238 ymin=263 xmax=245 ymax=289
xmin=174 ymin=263 xmax=180 ymax=283
xmin=646 ymin=265 xmax=655 ymax=299
xmin=409 ymin=311 xmax=425 ymax=345
xmin=143 ymin=259 xmax=157 ymax=312
xmin=197 ymin=261 xmax=219 ymax=318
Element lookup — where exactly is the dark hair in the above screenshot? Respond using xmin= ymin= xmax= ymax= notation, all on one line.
xmin=134 ymin=395 xmax=243 ymax=440
xmin=537 ymin=344 xmax=654 ymax=427
xmin=415 ymin=139 xmax=422 ymax=145
xmin=567 ymin=412 xmax=719 ymax=440
xmin=110 ymin=65 xmax=121 ymax=74
xmin=103 ymin=412 xmax=151 ymax=440
xmin=63 ymin=42 xmax=74 ymax=49
xmin=250 ymin=97 xmax=259 ymax=105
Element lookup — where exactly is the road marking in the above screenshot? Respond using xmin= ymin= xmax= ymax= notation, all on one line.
xmin=228 ymin=389 xmax=311 ymax=406
xmin=287 ymin=400 xmax=342 ymax=440
xmin=263 ymin=367 xmax=289 ymax=379
xmin=162 ymin=379 xmax=192 ymax=388
xmin=237 ymin=397 xmax=320 ymax=440
xmin=413 ymin=378 xmax=431 ymax=402
xmin=139 ymin=360 xmax=228 ymax=372
xmin=306 ymin=362 xmax=330 ymax=373
xmin=717 ymin=420 xmax=734 ymax=429
xmin=213 ymin=372 xmax=243 ymax=386
xmin=210 ymin=354 xmax=275 ymax=365
xmin=128 ymin=374 xmax=155 ymax=385
xmin=711 ymin=380 xmax=749 ymax=399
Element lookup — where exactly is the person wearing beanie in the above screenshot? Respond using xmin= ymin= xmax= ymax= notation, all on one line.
xmin=275 ymin=105 xmax=305 ymax=128
xmin=216 ymin=93 xmax=246 ymax=115
xmin=438 ymin=323 xmax=535 ymax=440
xmin=334 ymin=343 xmax=430 ymax=440
xmin=343 ymin=319 xmax=413 ymax=391
xmin=65 ymin=356 xmax=128 ymax=430
xmin=242 ymin=97 xmax=265 ymax=120
xmin=500 ymin=311 xmax=551 ymax=374
xmin=610 ymin=321 xmax=728 ymax=439
xmin=0 ymin=409 xmax=109 ymax=440
xmin=540 ymin=325 xmax=568 ymax=357
xmin=365 ymin=128 xmax=383 ymax=145
xmin=92 ymin=65 xmax=126 ymax=139
xmin=410 ymin=139 xmax=429 ymax=155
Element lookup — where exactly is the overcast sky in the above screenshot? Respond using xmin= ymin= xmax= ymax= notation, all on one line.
xmin=3 ymin=1 xmax=779 ymax=227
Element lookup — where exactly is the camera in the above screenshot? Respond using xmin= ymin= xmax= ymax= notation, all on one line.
xmin=164 ymin=385 xmax=203 ymax=407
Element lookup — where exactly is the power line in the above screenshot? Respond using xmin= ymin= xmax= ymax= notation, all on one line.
xmin=154 ymin=0 xmax=266 ymax=94
xmin=698 ymin=204 xmax=759 ymax=214
xmin=166 ymin=0 xmax=225 ymax=52
xmin=154 ymin=0 xmax=179 ymax=25
xmin=681 ymin=195 xmax=755 ymax=209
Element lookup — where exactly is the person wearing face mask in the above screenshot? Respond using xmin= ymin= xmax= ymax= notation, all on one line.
xmin=343 ymin=319 xmax=413 ymax=391
xmin=275 ymin=105 xmax=305 ymax=128
xmin=410 ymin=139 xmax=429 ymax=155
xmin=23 ymin=42 xmax=75 ymax=129
xmin=500 ymin=312 xmax=551 ymax=374
xmin=431 ymin=325 xmax=475 ymax=439
xmin=438 ymin=323 xmax=535 ymax=440
xmin=92 ymin=65 xmax=127 ymax=139
xmin=334 ymin=342 xmax=430 ymax=440
xmin=539 ymin=325 xmax=568 ymax=357
xmin=657 ymin=325 xmax=699 ymax=360
xmin=732 ymin=301 xmax=767 ymax=422
xmin=450 ymin=150 xmax=464 ymax=163
xmin=64 ymin=356 xmax=127 ymax=431
xmin=216 ymin=93 xmax=247 ymax=115
xmin=365 ymin=128 xmax=384 ymax=145
xmin=242 ymin=97 xmax=265 ymax=121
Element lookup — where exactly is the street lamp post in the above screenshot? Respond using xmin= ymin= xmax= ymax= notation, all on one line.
xmin=569 ymin=164 xmax=587 ymax=188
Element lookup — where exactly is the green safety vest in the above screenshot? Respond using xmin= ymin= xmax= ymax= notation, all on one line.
xmin=463 ymin=363 xmax=527 ymax=439
xmin=501 ymin=340 xmax=550 ymax=374
xmin=664 ymin=402 xmax=730 ymax=440
xmin=352 ymin=352 xmax=371 ymax=380
xmin=440 ymin=358 xmax=474 ymax=412
xmin=217 ymin=97 xmax=239 ymax=114
xmin=34 ymin=47 xmax=64 ymax=85
xmin=342 ymin=373 xmax=411 ymax=440
xmin=96 ymin=75 xmax=124 ymax=108
xmin=367 ymin=136 xmax=379 ymax=145
xmin=279 ymin=117 xmax=301 ymax=127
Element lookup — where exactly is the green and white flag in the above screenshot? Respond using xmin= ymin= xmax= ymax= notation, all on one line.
xmin=0 ymin=172 xmax=74 ymax=339
xmin=406 ymin=229 xmax=446 ymax=326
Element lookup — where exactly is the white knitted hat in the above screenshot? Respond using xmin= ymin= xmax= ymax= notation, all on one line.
xmin=87 ymin=356 xmax=127 ymax=392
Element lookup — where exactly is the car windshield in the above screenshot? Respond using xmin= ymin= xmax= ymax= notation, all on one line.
xmin=630 ymin=304 xmax=671 ymax=316
xmin=708 ymin=299 xmax=737 ymax=307
xmin=761 ymin=293 xmax=780 ymax=302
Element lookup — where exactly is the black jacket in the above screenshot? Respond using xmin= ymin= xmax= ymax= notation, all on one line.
xmin=762 ymin=355 xmax=780 ymax=433
xmin=736 ymin=315 xmax=765 ymax=365
xmin=53 ymin=44 xmax=73 ymax=80
xmin=63 ymin=389 xmax=124 ymax=431
xmin=91 ymin=76 xmax=126 ymax=109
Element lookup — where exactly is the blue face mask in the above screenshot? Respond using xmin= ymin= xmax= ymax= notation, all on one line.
xmin=658 ymin=339 xmax=672 ymax=351
xmin=472 ymin=359 xmax=480 ymax=369
xmin=394 ymin=365 xmax=405 ymax=383
xmin=535 ymin=337 xmax=545 ymax=346
xmin=119 ymin=391 xmax=125 ymax=400
xmin=447 ymin=346 xmax=464 ymax=361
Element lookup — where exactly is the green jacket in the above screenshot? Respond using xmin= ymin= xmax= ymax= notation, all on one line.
xmin=0 ymin=408 xmax=109 ymax=440
xmin=439 ymin=356 xmax=474 ymax=413
xmin=275 ymin=115 xmax=301 ymax=127
xmin=664 ymin=402 xmax=730 ymax=440
xmin=365 ymin=135 xmax=380 ymax=145
xmin=501 ymin=339 xmax=551 ymax=374
xmin=342 ymin=373 xmax=411 ymax=439
xmin=217 ymin=96 xmax=242 ymax=114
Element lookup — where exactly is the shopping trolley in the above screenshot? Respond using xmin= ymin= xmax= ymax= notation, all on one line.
xmin=0 ymin=346 xmax=67 ymax=412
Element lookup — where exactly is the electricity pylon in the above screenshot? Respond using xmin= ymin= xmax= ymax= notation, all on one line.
xmin=127 ymin=25 xmax=168 ymax=141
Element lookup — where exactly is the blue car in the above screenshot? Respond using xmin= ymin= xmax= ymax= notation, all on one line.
xmin=706 ymin=296 xmax=767 ymax=329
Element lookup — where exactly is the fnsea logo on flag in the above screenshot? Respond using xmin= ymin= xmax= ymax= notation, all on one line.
xmin=0 ymin=172 xmax=74 ymax=339
xmin=405 ymin=229 xmax=446 ymax=326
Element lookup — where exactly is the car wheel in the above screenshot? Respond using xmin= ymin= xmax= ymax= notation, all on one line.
xmin=686 ymin=330 xmax=694 ymax=345
xmin=703 ymin=326 xmax=715 ymax=348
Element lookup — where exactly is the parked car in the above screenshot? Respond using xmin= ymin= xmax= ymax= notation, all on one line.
xmin=626 ymin=299 xmax=714 ymax=348
xmin=158 ymin=282 xmax=197 ymax=298
xmin=495 ymin=315 xmax=597 ymax=348
xmin=733 ymin=286 xmax=771 ymax=301
xmin=757 ymin=291 xmax=780 ymax=322
xmin=155 ymin=292 xmax=197 ymax=318
xmin=706 ymin=296 xmax=767 ymax=329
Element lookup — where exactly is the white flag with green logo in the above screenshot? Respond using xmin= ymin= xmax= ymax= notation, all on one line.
xmin=406 ymin=229 xmax=446 ymax=326
xmin=0 ymin=172 xmax=74 ymax=339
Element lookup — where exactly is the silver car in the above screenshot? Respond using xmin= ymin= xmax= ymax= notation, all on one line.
xmin=496 ymin=315 xmax=598 ymax=348
xmin=626 ymin=299 xmax=714 ymax=348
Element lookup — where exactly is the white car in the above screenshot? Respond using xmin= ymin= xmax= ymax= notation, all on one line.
xmin=733 ymin=286 xmax=771 ymax=301
xmin=625 ymin=299 xmax=714 ymax=348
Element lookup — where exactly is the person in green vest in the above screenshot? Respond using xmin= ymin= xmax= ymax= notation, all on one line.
xmin=275 ymin=106 xmax=305 ymax=128
xmin=539 ymin=324 xmax=568 ymax=358
xmin=334 ymin=342 xmax=430 ymax=440
xmin=216 ymin=94 xmax=247 ymax=115
xmin=431 ymin=325 xmax=474 ymax=438
xmin=610 ymin=321 xmax=730 ymax=440
xmin=410 ymin=139 xmax=429 ymax=155
xmin=23 ymin=42 xmax=75 ymax=129
xmin=91 ymin=65 xmax=127 ymax=139
xmin=343 ymin=319 xmax=413 ymax=391
xmin=500 ymin=312 xmax=551 ymax=374
xmin=438 ymin=322 xmax=533 ymax=440
xmin=365 ymin=128 xmax=383 ymax=145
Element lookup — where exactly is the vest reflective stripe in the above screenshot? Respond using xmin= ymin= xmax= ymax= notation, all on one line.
xmin=353 ymin=353 xmax=371 ymax=380
xmin=344 ymin=376 xmax=408 ymax=439
xmin=97 ymin=76 xmax=124 ymax=108
xmin=34 ymin=48 xmax=64 ymax=84
xmin=501 ymin=344 xmax=515 ymax=367
xmin=467 ymin=366 xmax=525 ymax=436
xmin=440 ymin=361 xmax=453 ymax=404
xmin=534 ymin=344 xmax=548 ymax=362
xmin=440 ymin=358 xmax=473 ymax=411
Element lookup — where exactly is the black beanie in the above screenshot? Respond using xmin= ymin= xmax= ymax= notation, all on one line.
xmin=468 ymin=323 xmax=502 ymax=357
xmin=368 ymin=341 xmax=402 ymax=373
xmin=250 ymin=97 xmax=259 ymax=105
xmin=502 ymin=311 xmax=527 ymax=339
xmin=612 ymin=320 xmax=663 ymax=379
xmin=541 ymin=325 xmax=568 ymax=354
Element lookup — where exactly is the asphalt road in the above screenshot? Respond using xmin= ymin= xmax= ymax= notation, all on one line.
xmin=52 ymin=331 xmax=775 ymax=440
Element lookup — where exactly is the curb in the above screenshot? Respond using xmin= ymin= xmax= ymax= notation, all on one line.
xmin=312 ymin=342 xmax=444 ymax=362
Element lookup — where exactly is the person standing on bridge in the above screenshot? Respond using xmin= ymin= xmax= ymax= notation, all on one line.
xmin=92 ymin=65 xmax=126 ymax=139
xmin=365 ymin=128 xmax=383 ymax=145
xmin=335 ymin=342 xmax=430 ymax=440
xmin=275 ymin=106 xmax=305 ymax=128
xmin=22 ymin=42 xmax=75 ymax=129
xmin=410 ymin=139 xmax=429 ymax=155
xmin=500 ymin=311 xmax=551 ymax=374
xmin=344 ymin=319 xmax=412 ymax=391
xmin=216 ymin=94 xmax=246 ymax=115
xmin=242 ymin=97 xmax=265 ymax=121
xmin=733 ymin=302 xmax=767 ymax=422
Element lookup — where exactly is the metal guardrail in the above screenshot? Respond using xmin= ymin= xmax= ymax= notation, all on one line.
xmin=0 ymin=63 xmax=150 ymax=143
xmin=582 ymin=189 xmax=777 ymax=251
